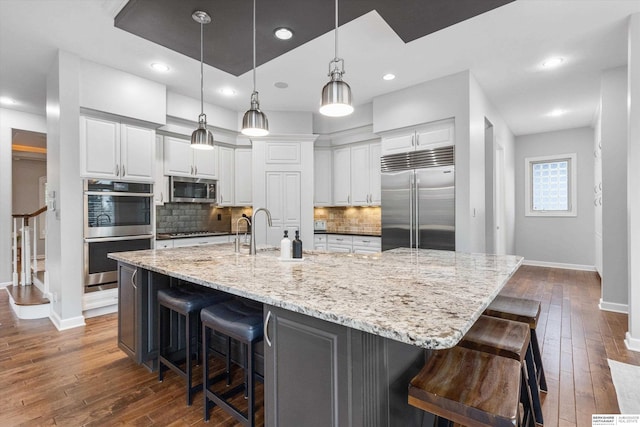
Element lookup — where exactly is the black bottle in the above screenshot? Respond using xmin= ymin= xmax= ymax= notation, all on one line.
xmin=292 ymin=230 xmax=303 ymax=259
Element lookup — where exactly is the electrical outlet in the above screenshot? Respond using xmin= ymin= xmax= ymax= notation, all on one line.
xmin=217 ymin=214 xmax=222 ymax=221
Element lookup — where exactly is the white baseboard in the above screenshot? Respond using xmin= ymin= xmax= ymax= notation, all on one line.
xmin=84 ymin=304 xmax=118 ymax=318
xmin=523 ymin=259 xmax=597 ymax=272
xmin=49 ymin=309 xmax=86 ymax=331
xmin=599 ymin=298 xmax=629 ymax=314
xmin=83 ymin=288 xmax=118 ymax=311
xmin=625 ymin=332 xmax=640 ymax=353
xmin=0 ymin=281 xmax=11 ymax=289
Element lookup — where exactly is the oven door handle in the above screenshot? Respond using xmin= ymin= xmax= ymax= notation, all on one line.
xmin=84 ymin=234 xmax=154 ymax=243
xmin=84 ymin=191 xmax=154 ymax=197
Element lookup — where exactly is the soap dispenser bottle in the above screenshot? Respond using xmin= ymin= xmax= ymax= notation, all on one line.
xmin=292 ymin=230 xmax=303 ymax=259
xmin=280 ymin=230 xmax=292 ymax=259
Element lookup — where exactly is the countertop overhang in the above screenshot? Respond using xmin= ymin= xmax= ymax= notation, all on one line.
xmin=109 ymin=245 xmax=523 ymax=349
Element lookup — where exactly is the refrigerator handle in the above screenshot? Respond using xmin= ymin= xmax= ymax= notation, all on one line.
xmin=409 ymin=173 xmax=413 ymax=249
xmin=415 ymin=174 xmax=420 ymax=248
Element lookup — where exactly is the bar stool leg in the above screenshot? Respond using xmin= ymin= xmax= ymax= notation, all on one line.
xmin=203 ymin=324 xmax=211 ymax=422
xmin=526 ymin=345 xmax=544 ymax=424
xmin=531 ymin=329 xmax=548 ymax=392
xmin=247 ymin=340 xmax=255 ymax=427
xmin=185 ymin=311 xmax=193 ymax=406
xmin=226 ymin=336 xmax=232 ymax=386
xmin=158 ymin=303 xmax=165 ymax=383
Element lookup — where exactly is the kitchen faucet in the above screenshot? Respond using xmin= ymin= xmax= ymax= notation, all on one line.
xmin=235 ymin=216 xmax=251 ymax=252
xmin=250 ymin=207 xmax=273 ymax=255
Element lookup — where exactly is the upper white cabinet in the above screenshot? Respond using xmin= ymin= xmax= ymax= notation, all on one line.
xmin=332 ymin=142 xmax=381 ymax=206
xmin=163 ymin=136 xmax=218 ymax=179
xmin=217 ymin=146 xmax=234 ymax=206
xmin=314 ymin=149 xmax=332 ymax=206
xmin=80 ymin=116 xmax=155 ymax=182
xmin=234 ymin=148 xmax=252 ymax=206
xmin=381 ymin=121 xmax=454 ymax=156
xmin=154 ymin=135 xmax=169 ymax=205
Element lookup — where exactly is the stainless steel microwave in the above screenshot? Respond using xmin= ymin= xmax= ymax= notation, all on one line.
xmin=170 ymin=176 xmax=217 ymax=203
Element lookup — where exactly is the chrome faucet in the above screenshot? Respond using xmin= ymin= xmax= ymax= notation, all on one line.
xmin=250 ymin=207 xmax=273 ymax=255
xmin=235 ymin=217 xmax=251 ymax=252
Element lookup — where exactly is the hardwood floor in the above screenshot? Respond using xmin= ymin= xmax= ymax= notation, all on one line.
xmin=1 ymin=265 xmax=638 ymax=426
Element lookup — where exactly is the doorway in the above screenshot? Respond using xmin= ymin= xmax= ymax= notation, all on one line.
xmin=484 ymin=119 xmax=506 ymax=255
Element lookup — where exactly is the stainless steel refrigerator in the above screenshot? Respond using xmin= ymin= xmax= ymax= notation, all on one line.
xmin=381 ymin=145 xmax=455 ymax=251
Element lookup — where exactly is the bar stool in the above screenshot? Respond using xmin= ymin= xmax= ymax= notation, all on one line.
xmin=409 ymin=346 xmax=522 ymax=427
xmin=201 ymin=298 xmax=264 ymax=426
xmin=484 ymin=295 xmax=548 ymax=393
xmin=157 ymin=286 xmax=231 ymax=406
xmin=459 ymin=315 xmax=542 ymax=425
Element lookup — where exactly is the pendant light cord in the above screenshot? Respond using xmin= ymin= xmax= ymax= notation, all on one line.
xmin=200 ymin=20 xmax=204 ymax=116
xmin=253 ymin=0 xmax=257 ymax=92
xmin=334 ymin=0 xmax=339 ymax=62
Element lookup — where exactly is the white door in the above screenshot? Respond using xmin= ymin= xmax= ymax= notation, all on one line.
xmin=163 ymin=137 xmax=192 ymax=177
xmin=332 ymin=146 xmax=351 ymax=205
xmin=80 ymin=116 xmax=119 ymax=178
xmin=235 ymin=148 xmax=252 ymax=206
xmin=218 ymin=146 xmax=234 ymax=205
xmin=350 ymin=144 xmax=370 ymax=205
xmin=120 ymin=124 xmax=154 ymax=181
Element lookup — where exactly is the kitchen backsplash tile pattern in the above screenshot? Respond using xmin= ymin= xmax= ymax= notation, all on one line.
xmin=314 ymin=207 xmax=381 ymax=235
xmin=157 ymin=203 xmax=231 ymax=233
xmin=230 ymin=207 xmax=253 ymax=233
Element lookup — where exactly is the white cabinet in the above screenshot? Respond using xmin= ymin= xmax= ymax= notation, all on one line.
xmin=218 ymin=146 xmax=234 ymax=206
xmin=327 ymin=234 xmax=353 ymax=253
xmin=163 ymin=136 xmax=218 ymax=179
xmin=266 ymin=172 xmax=301 ymax=245
xmin=155 ymin=239 xmax=174 ymax=249
xmin=332 ymin=143 xmax=381 ymax=206
xmin=80 ymin=116 xmax=155 ymax=182
xmin=154 ymin=135 xmax=169 ymax=205
xmin=314 ymin=149 xmax=332 ymax=206
xmin=352 ymin=236 xmax=381 ymax=254
xmin=235 ymin=148 xmax=252 ymax=206
xmin=381 ymin=121 xmax=454 ymax=156
xmin=313 ymin=234 xmax=328 ymax=251
xmin=172 ymin=235 xmax=230 ymax=247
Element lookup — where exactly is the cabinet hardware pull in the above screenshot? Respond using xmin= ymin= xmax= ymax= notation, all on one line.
xmin=131 ymin=269 xmax=137 ymax=287
xmin=115 ymin=164 xmax=119 ymax=176
xmin=264 ymin=310 xmax=272 ymax=347
xmin=122 ymin=165 xmax=125 ymax=176
xmin=191 ymin=165 xmax=194 ymax=175
xmin=411 ymin=135 xmax=415 ymax=146
xmin=594 ymin=199 xmax=598 ymax=207
xmin=416 ymin=134 xmax=420 ymax=145
xmin=160 ymin=192 xmax=163 ymax=203
xmin=195 ymin=166 xmax=198 ymax=175
xmin=348 ymin=195 xmax=350 ymax=204
xmin=362 ymin=240 xmax=370 ymax=243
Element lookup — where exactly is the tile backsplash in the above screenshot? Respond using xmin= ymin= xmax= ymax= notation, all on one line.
xmin=314 ymin=206 xmax=381 ymax=235
xmin=156 ymin=204 xmax=251 ymax=234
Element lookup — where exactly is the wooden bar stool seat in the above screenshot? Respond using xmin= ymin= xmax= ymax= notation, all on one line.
xmin=409 ymin=346 xmax=522 ymax=427
xmin=459 ymin=315 xmax=542 ymax=425
xmin=484 ymin=295 xmax=548 ymax=393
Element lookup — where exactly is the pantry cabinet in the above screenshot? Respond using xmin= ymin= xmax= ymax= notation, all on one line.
xmin=163 ymin=136 xmax=218 ymax=179
xmin=80 ymin=116 xmax=155 ymax=182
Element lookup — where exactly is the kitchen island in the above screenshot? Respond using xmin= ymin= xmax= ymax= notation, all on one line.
xmin=110 ymin=245 xmax=522 ymax=426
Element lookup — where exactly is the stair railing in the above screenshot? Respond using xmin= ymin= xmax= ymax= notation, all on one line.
xmin=12 ymin=206 xmax=47 ymax=286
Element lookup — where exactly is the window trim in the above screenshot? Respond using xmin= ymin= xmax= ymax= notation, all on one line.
xmin=524 ymin=153 xmax=577 ymax=217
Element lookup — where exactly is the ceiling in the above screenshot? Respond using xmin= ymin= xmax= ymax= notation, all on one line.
xmin=1 ymin=0 xmax=639 ymax=136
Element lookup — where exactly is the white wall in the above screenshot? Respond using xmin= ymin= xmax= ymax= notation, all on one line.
xmin=0 ymin=108 xmax=47 ymax=285
xmin=514 ymin=127 xmax=595 ymax=267
xmin=601 ymin=66 xmax=628 ymax=309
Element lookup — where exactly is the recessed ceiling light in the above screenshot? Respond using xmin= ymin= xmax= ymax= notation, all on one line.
xmin=547 ymin=108 xmax=567 ymax=117
xmin=274 ymin=27 xmax=293 ymax=40
xmin=150 ymin=62 xmax=170 ymax=72
xmin=274 ymin=82 xmax=289 ymax=89
xmin=382 ymin=73 xmax=396 ymax=81
xmin=219 ymin=87 xmax=236 ymax=96
xmin=0 ymin=96 xmax=16 ymax=105
xmin=541 ymin=57 xmax=564 ymax=69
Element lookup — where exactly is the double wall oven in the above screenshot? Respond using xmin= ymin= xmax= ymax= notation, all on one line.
xmin=84 ymin=179 xmax=153 ymax=293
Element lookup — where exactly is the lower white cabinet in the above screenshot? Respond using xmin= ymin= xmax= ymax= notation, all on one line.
xmin=352 ymin=236 xmax=382 ymax=254
xmin=314 ymin=234 xmax=328 ymax=251
xmin=155 ymin=240 xmax=174 ymax=250
xmin=321 ymin=234 xmax=382 ymax=253
xmin=327 ymin=234 xmax=353 ymax=252
xmin=155 ymin=235 xmax=230 ymax=249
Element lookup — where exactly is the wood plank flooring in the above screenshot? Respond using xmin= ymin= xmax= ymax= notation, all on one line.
xmin=1 ymin=265 xmax=638 ymax=426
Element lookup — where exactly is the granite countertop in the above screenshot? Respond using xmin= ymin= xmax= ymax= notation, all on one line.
xmin=109 ymin=245 xmax=522 ymax=349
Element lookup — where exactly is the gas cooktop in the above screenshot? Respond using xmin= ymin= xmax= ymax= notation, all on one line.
xmin=157 ymin=231 xmax=230 ymax=239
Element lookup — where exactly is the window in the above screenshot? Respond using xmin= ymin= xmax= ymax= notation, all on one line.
xmin=525 ymin=153 xmax=577 ymax=217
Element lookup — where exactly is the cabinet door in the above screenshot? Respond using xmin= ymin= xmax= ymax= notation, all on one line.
xmin=218 ymin=146 xmax=234 ymax=205
xmin=154 ymin=135 xmax=169 ymax=205
xmin=118 ymin=263 xmax=137 ymax=359
xmin=415 ymin=124 xmax=454 ymax=151
xmin=332 ymin=146 xmax=351 ymax=205
xmin=80 ymin=116 xmax=119 ymax=179
xmin=381 ymin=133 xmax=414 ymax=156
xmin=350 ymin=144 xmax=370 ymax=205
xmin=121 ymin=124 xmax=155 ymax=182
xmin=235 ymin=148 xmax=252 ymax=206
xmin=194 ymin=145 xmax=218 ymax=179
xmin=369 ymin=143 xmax=381 ymax=205
xmin=314 ymin=149 xmax=332 ymax=206
xmin=163 ymin=137 xmax=192 ymax=177
xmin=264 ymin=306 xmax=351 ymax=426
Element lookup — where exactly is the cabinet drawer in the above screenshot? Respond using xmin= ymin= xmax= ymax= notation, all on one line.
xmin=328 ymin=235 xmax=353 ymax=245
xmin=155 ymin=240 xmax=174 ymax=250
xmin=313 ymin=234 xmax=328 ymax=251
xmin=352 ymin=236 xmax=380 ymax=247
xmin=172 ymin=235 xmax=229 ymax=247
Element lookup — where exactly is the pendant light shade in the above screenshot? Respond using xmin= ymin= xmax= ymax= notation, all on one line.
xmin=241 ymin=0 xmax=269 ymax=137
xmin=319 ymin=0 xmax=353 ymax=117
xmin=191 ymin=10 xmax=215 ymax=150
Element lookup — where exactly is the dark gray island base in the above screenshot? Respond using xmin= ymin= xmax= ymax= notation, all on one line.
xmin=110 ymin=245 xmax=523 ymax=427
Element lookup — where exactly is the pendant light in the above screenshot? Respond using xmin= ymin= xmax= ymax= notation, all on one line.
xmin=241 ymin=0 xmax=269 ymax=137
xmin=191 ymin=10 xmax=215 ymax=150
xmin=319 ymin=0 xmax=353 ymax=117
